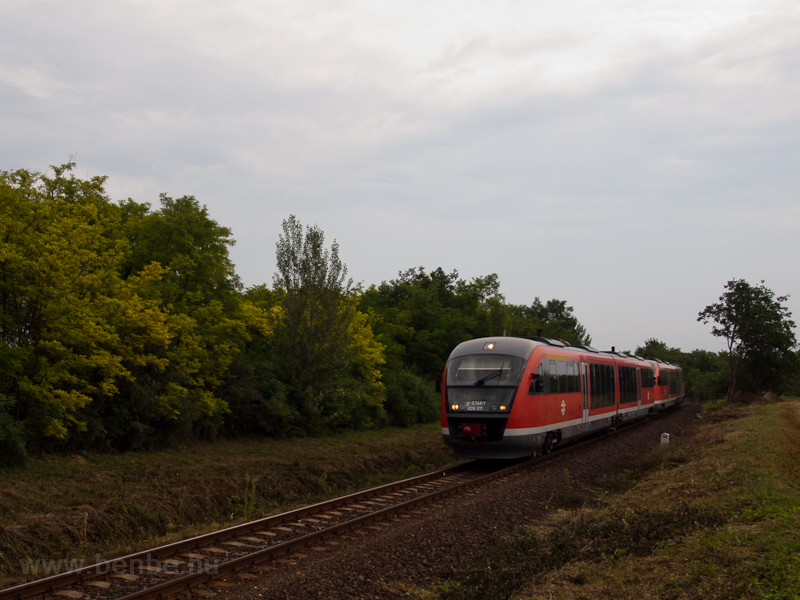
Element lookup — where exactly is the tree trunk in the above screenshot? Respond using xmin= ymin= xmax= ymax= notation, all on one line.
xmin=726 ymin=352 xmax=740 ymax=403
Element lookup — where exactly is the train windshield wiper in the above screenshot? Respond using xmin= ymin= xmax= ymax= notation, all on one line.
xmin=473 ymin=370 xmax=502 ymax=386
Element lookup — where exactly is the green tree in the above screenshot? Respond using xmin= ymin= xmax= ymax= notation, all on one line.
xmin=634 ymin=339 xmax=727 ymax=401
xmin=95 ymin=193 xmax=251 ymax=447
xmin=0 ymin=165 xmax=173 ymax=446
xmin=0 ymin=164 xmax=255 ymax=454
xmin=504 ymin=298 xmax=592 ymax=345
xmin=119 ymin=194 xmax=241 ymax=310
xmin=635 ymin=338 xmax=684 ymax=363
xmin=359 ymin=268 xmax=594 ymax=425
xmin=682 ymin=350 xmax=728 ymax=402
xmin=0 ymin=393 xmax=27 ymax=467
xmin=698 ymin=279 xmax=797 ymax=402
xmin=271 ymin=215 xmax=385 ymax=430
xmin=360 ymin=267 xmax=496 ymax=379
xmin=272 ymin=215 xmax=353 ymax=397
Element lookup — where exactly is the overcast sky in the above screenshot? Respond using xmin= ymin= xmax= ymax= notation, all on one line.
xmin=2 ymin=0 xmax=798 ymax=354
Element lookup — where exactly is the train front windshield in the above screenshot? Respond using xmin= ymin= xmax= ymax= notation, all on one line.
xmin=447 ymin=355 xmax=526 ymax=386
xmin=446 ymin=354 xmax=526 ymax=413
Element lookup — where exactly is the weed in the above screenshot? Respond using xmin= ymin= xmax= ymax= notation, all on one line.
xmin=242 ymin=475 xmax=260 ymax=521
xmin=438 ymin=400 xmax=800 ymax=600
xmin=0 ymin=421 xmax=457 ymax=583
xmin=439 ymin=503 xmax=725 ymax=600
xmin=551 ymin=468 xmax=586 ymax=511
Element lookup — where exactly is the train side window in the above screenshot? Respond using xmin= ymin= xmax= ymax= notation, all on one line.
xmin=529 ymin=362 xmax=545 ymax=394
xmin=572 ymin=361 xmax=580 ymax=392
xmin=597 ymin=365 xmax=605 ymax=407
xmin=566 ymin=361 xmax=575 ymax=392
xmin=600 ymin=364 xmax=605 ymax=405
xmin=610 ymin=365 xmax=617 ymax=405
xmin=595 ymin=365 xmax=603 ymax=407
xmin=590 ymin=363 xmax=615 ymax=409
xmin=619 ymin=366 xmax=636 ymax=404
xmin=600 ymin=365 xmax=608 ymax=407
xmin=606 ymin=365 xmax=615 ymax=407
xmin=548 ymin=360 xmax=559 ymax=393
xmin=557 ymin=360 xmax=567 ymax=392
xmin=641 ymin=369 xmax=654 ymax=388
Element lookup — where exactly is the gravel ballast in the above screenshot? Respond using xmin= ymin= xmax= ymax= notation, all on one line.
xmin=186 ymin=405 xmax=699 ymax=600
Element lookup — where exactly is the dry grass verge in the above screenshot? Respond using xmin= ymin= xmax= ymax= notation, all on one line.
xmin=437 ymin=400 xmax=800 ymax=600
xmin=0 ymin=423 xmax=455 ymax=584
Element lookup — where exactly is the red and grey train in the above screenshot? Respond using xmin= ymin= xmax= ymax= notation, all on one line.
xmin=441 ymin=336 xmax=684 ymax=459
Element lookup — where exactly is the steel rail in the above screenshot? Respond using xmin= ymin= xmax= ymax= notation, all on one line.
xmin=118 ymin=409 xmax=681 ymax=600
xmin=0 ymin=403 xmax=681 ymax=600
xmin=0 ymin=463 xmax=473 ymax=600
xmin=116 ymin=459 xmax=530 ymax=600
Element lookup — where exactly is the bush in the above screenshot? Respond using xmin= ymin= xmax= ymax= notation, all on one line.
xmin=0 ymin=394 xmax=27 ymax=467
xmin=321 ymin=378 xmax=388 ymax=430
xmin=221 ymin=348 xmax=302 ymax=437
xmin=382 ymin=369 xmax=439 ymax=426
xmin=686 ymin=367 xmax=727 ymax=402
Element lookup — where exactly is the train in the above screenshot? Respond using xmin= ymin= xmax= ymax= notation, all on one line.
xmin=440 ymin=336 xmax=684 ymax=459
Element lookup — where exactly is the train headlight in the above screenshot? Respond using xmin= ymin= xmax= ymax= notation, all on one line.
xmin=451 ymin=404 xmax=459 ymax=411
xmin=500 ymin=405 xmax=506 ymax=411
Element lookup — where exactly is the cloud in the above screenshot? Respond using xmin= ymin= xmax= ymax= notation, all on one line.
xmin=1 ymin=0 xmax=798 ymax=351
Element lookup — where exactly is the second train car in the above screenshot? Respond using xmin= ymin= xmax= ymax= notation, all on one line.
xmin=441 ymin=336 xmax=684 ymax=459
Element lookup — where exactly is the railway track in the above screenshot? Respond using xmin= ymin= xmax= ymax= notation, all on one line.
xmin=0 ymin=406 xmax=679 ymax=600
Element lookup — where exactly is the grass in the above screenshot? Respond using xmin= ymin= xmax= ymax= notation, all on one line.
xmin=435 ymin=400 xmax=800 ymax=600
xmin=0 ymin=422 xmax=457 ymax=584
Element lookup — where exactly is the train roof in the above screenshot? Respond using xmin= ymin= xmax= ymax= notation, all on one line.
xmin=449 ymin=336 xmax=608 ymax=362
xmin=649 ymin=359 xmax=682 ymax=369
xmin=448 ymin=336 xmax=543 ymax=361
xmin=448 ymin=337 xmax=682 ymax=371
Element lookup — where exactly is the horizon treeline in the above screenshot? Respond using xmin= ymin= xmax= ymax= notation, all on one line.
xmin=632 ymin=337 xmax=799 ymax=405
xmin=3 ymin=165 xmax=794 ymax=467
xmin=0 ymin=164 xmax=593 ymax=465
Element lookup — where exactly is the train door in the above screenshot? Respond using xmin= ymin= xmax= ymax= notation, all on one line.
xmin=580 ymin=360 xmax=589 ymax=429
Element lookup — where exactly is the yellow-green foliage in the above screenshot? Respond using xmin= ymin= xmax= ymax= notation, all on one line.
xmin=0 ymin=166 xmax=167 ymax=438
xmin=347 ymin=305 xmax=386 ymax=383
xmin=0 ymin=164 xmax=255 ymax=451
